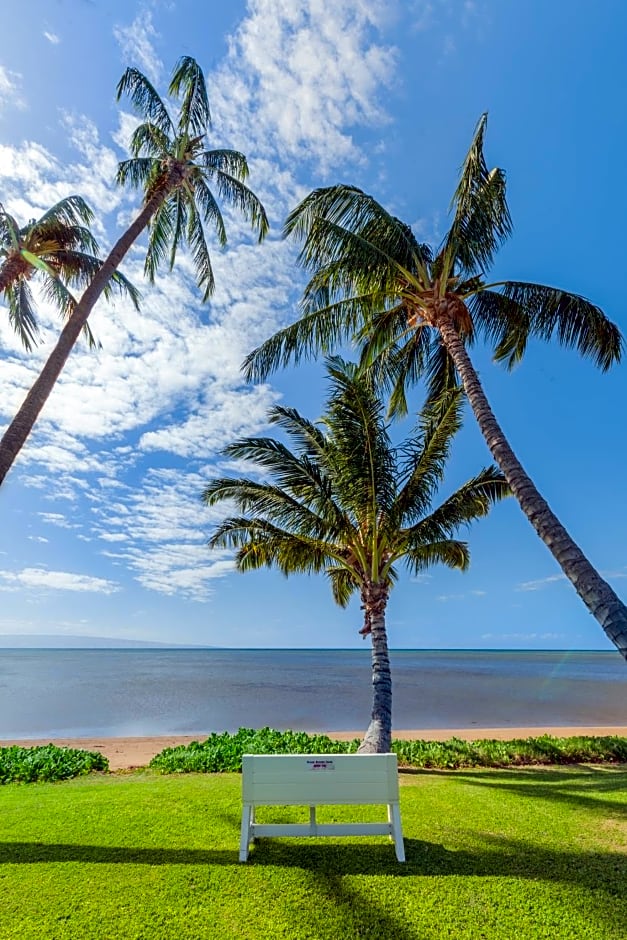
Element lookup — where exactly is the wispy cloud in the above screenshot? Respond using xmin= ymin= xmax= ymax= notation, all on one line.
xmin=0 ymin=65 xmax=25 ymax=111
xmin=0 ymin=0 xmax=404 ymax=606
xmin=211 ymin=0 xmax=396 ymax=172
xmin=113 ymin=10 xmax=162 ymax=84
xmin=437 ymin=589 xmax=487 ymax=601
xmin=516 ymin=574 xmax=567 ymax=592
xmin=518 ymin=568 xmax=627 ymax=592
xmin=480 ymin=632 xmax=567 ymax=642
xmin=43 ymin=31 xmax=61 ymax=45
xmin=0 ymin=567 xmax=120 ymax=594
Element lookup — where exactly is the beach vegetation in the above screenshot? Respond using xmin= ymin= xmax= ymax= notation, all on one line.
xmin=243 ymin=114 xmax=627 ymax=661
xmin=0 ymin=56 xmax=268 ymax=487
xmin=0 ymin=743 xmax=108 ymax=784
xmin=203 ymin=360 xmax=509 ymax=752
xmin=1 ymin=766 xmax=625 ymax=938
xmin=149 ymin=729 xmax=627 ymax=774
xmin=0 ymin=196 xmax=139 ymax=350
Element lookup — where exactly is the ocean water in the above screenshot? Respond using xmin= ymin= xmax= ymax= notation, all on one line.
xmin=0 ymin=648 xmax=625 ymax=739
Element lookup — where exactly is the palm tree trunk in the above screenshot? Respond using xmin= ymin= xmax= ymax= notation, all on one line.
xmin=0 ymin=190 xmax=167 ymax=487
xmin=436 ymin=308 xmax=627 ymax=660
xmin=358 ymin=582 xmax=393 ymax=753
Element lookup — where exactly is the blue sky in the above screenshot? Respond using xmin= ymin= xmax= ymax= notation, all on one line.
xmin=0 ymin=0 xmax=626 ymax=650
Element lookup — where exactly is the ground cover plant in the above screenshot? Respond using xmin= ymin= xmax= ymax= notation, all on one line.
xmin=149 ymin=728 xmax=627 ymax=774
xmin=0 ymin=766 xmax=625 ymax=939
xmin=0 ymin=744 xmax=108 ymax=784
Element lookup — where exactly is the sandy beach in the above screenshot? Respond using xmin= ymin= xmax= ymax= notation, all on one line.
xmin=3 ymin=726 xmax=626 ymax=771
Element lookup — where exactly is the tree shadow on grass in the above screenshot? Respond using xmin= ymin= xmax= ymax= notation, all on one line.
xmin=407 ymin=766 xmax=627 ymax=818
xmin=2 ymin=836 xmax=625 ymax=938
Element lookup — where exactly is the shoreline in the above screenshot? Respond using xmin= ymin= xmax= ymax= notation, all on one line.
xmin=3 ymin=725 xmax=627 ymax=771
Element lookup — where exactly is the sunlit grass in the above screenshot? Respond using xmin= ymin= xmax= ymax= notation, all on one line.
xmin=1 ymin=766 xmax=625 ymax=938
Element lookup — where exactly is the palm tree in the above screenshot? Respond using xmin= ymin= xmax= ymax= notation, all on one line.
xmin=0 ymin=196 xmax=139 ymax=350
xmin=243 ymin=115 xmax=627 ymax=661
xmin=0 ymin=56 xmax=268 ymax=486
xmin=203 ymin=358 xmax=509 ymax=752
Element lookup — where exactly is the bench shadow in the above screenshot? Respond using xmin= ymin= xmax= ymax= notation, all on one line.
xmin=2 ymin=835 xmax=626 ymax=888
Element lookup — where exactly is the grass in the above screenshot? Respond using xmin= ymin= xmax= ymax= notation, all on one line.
xmin=0 ymin=766 xmax=625 ymax=938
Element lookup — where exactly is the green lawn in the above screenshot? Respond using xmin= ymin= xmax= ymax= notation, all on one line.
xmin=1 ymin=766 xmax=625 ymax=939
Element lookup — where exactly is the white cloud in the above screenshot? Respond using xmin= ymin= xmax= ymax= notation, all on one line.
xmin=0 ymin=65 xmax=25 ymax=111
xmin=0 ymin=567 xmax=120 ymax=594
xmin=480 ymin=632 xmax=567 ymax=642
xmin=113 ymin=11 xmax=162 ymax=85
xmin=211 ymin=0 xmax=396 ymax=172
xmin=0 ymin=0 xmax=403 ymax=608
xmin=44 ymin=31 xmax=61 ymax=45
xmin=516 ymin=574 xmax=567 ymax=592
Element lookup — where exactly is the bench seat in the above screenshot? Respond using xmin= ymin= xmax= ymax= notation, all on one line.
xmin=239 ymin=752 xmax=405 ymax=862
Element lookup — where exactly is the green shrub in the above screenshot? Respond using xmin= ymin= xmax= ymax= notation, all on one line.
xmin=391 ymin=733 xmax=627 ymax=769
xmin=149 ymin=727 xmax=361 ymax=773
xmin=149 ymin=728 xmax=627 ymax=774
xmin=0 ymin=744 xmax=109 ymax=784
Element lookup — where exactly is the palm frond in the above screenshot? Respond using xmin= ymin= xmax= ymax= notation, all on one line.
xmin=242 ymin=294 xmax=371 ymax=383
xmin=169 ymin=55 xmax=211 ymax=137
xmin=442 ymin=113 xmax=512 ymax=276
xmin=424 ymin=339 xmax=460 ymax=402
xmin=408 ymin=466 xmax=509 ymax=544
xmin=202 ymin=168 xmax=269 ymax=242
xmin=35 ymin=196 xmax=95 ymax=230
xmin=144 ymin=197 xmax=176 ymax=283
xmin=200 ymin=149 xmax=249 ymax=181
xmin=489 ymin=281 xmax=623 ymax=371
xmin=185 ymin=195 xmax=215 ymax=300
xmin=392 ymin=388 xmax=465 ymax=525
xmin=327 ymin=566 xmax=360 ymax=606
xmin=285 ymin=185 xmax=429 ymax=274
xmin=403 ymin=539 xmax=470 ymax=575
xmin=203 ymin=475 xmax=335 ymax=541
xmin=116 ymin=67 xmax=173 ymax=135
xmin=323 ymin=356 xmax=397 ymax=520
xmin=268 ymin=405 xmax=327 ymax=458
xmin=5 ymin=280 xmax=39 ymax=350
xmin=189 ymin=173 xmax=227 ymax=247
xmin=0 ymin=204 xmax=20 ymax=249
xmin=128 ymin=122 xmax=171 ymax=159
xmin=40 ymin=275 xmax=99 ymax=348
xmin=116 ymin=157 xmax=160 ymax=191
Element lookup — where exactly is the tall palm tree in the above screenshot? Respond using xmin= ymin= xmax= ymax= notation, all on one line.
xmin=0 ymin=56 xmax=268 ymax=486
xmin=0 ymin=196 xmax=139 ymax=349
xmin=243 ymin=115 xmax=627 ymax=661
xmin=204 ymin=358 xmax=509 ymax=752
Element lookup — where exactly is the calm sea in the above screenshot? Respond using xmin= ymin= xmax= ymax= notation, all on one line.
xmin=1 ymin=649 xmax=625 ymax=740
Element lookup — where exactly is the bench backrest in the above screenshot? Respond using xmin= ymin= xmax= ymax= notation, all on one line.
xmin=242 ymin=753 xmax=399 ymax=806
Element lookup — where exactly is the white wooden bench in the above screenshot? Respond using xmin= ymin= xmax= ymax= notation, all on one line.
xmin=239 ymin=753 xmax=405 ymax=862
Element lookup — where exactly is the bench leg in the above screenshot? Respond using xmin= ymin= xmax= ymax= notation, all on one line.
xmin=239 ymin=803 xmax=252 ymax=862
xmin=389 ymin=803 xmax=405 ymax=863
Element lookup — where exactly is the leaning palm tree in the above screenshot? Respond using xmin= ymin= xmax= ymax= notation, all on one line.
xmin=244 ymin=115 xmax=627 ymax=660
xmin=0 ymin=56 xmax=268 ymax=485
xmin=204 ymin=358 xmax=509 ymax=752
xmin=0 ymin=196 xmax=139 ymax=349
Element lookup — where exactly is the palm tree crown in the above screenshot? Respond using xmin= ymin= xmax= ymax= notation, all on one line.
xmin=245 ymin=115 xmax=621 ymax=406
xmin=204 ymin=359 xmax=509 ymax=750
xmin=243 ymin=115 xmax=627 ymax=661
xmin=0 ymin=196 xmax=138 ymax=350
xmin=116 ymin=55 xmax=268 ymax=300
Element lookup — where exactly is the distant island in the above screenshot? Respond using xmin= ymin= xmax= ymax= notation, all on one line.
xmin=0 ymin=635 xmax=213 ymax=649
